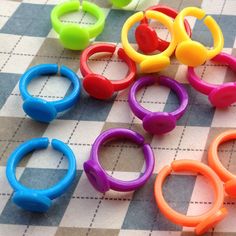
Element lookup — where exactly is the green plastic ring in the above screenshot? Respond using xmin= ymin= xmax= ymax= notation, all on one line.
xmin=51 ymin=1 xmax=105 ymax=50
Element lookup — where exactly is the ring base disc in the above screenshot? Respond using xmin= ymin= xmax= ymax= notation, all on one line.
xmin=195 ymin=208 xmax=227 ymax=235
xmin=209 ymin=84 xmax=236 ymax=108
xmin=60 ymin=25 xmax=89 ymax=50
xmin=176 ymin=41 xmax=207 ymax=66
xmin=135 ymin=24 xmax=158 ymax=54
xmin=23 ymin=98 xmax=57 ymax=123
xmin=83 ymin=74 xmax=114 ymax=100
xmin=143 ymin=113 xmax=176 ymax=135
xmin=84 ymin=160 xmax=110 ymax=193
xmin=13 ymin=191 xmax=52 ymax=212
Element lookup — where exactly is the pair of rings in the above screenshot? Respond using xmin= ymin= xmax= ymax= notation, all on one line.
xmin=51 ymin=1 xmax=105 ymax=50
xmin=20 ymin=45 xmax=135 ymax=120
xmin=8 ymin=128 xmax=154 ymax=212
xmin=129 ymin=76 xmax=188 ymax=135
xmin=135 ymin=5 xmax=192 ymax=54
xmin=188 ymin=52 xmax=236 ymax=108
xmin=80 ymin=43 xmax=136 ymax=100
xmin=121 ymin=6 xmax=224 ymax=73
xmin=155 ymin=130 xmax=236 ymax=234
xmin=6 ymin=138 xmax=76 ymax=212
xmin=122 ymin=10 xmax=177 ymax=73
xmin=19 ymin=64 xmax=81 ymax=123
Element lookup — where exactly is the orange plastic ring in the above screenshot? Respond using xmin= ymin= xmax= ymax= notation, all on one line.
xmin=154 ymin=160 xmax=227 ymax=235
xmin=208 ymin=130 xmax=236 ymax=197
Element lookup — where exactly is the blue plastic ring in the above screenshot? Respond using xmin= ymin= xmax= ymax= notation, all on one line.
xmin=19 ymin=64 xmax=81 ymax=123
xmin=6 ymin=137 xmax=77 ymax=212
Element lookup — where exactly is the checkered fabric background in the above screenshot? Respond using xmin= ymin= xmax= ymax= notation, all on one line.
xmin=0 ymin=0 xmax=236 ymax=235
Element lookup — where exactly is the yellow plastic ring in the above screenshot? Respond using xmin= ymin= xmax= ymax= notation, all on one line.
xmin=173 ymin=7 xmax=224 ymax=66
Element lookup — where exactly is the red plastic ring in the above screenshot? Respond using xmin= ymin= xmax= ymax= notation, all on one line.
xmin=138 ymin=5 xmax=192 ymax=52
xmin=80 ymin=43 xmax=137 ymax=100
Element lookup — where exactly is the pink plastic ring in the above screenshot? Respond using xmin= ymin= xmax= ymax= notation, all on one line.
xmin=187 ymin=52 xmax=236 ymax=108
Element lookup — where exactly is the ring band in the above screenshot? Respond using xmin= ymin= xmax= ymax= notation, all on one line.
xmin=208 ymin=130 xmax=236 ymax=197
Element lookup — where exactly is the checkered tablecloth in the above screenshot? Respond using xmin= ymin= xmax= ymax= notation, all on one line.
xmin=0 ymin=0 xmax=236 ymax=235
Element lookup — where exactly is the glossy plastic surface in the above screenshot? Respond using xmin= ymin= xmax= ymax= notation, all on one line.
xmin=19 ymin=64 xmax=81 ymax=123
xmin=128 ymin=76 xmax=188 ymax=135
xmin=135 ymin=5 xmax=192 ymax=53
xmin=6 ymin=138 xmax=76 ymax=212
xmin=51 ymin=1 xmax=105 ymax=50
xmin=84 ymin=128 xmax=155 ymax=193
xmin=80 ymin=43 xmax=136 ymax=100
xmin=155 ymin=160 xmax=227 ymax=234
xmin=187 ymin=52 xmax=236 ymax=108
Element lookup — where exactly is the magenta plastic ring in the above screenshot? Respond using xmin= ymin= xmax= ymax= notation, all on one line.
xmin=187 ymin=52 xmax=236 ymax=108
xmin=83 ymin=128 xmax=155 ymax=193
xmin=128 ymin=76 xmax=188 ymax=135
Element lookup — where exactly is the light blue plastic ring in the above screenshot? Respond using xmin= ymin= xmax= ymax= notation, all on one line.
xmin=6 ymin=137 xmax=77 ymax=212
xmin=19 ymin=64 xmax=81 ymax=123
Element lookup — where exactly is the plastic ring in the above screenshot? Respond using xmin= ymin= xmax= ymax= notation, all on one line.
xmin=51 ymin=1 xmax=105 ymax=50
xmin=111 ymin=0 xmax=132 ymax=8
xmin=121 ymin=10 xmax=177 ymax=73
xmin=174 ymin=7 xmax=224 ymax=66
xmin=154 ymin=160 xmax=227 ymax=235
xmin=19 ymin=64 xmax=81 ymax=123
xmin=6 ymin=137 xmax=76 ymax=212
xmin=128 ymin=76 xmax=188 ymax=135
xmin=80 ymin=43 xmax=136 ymax=100
xmin=83 ymin=128 xmax=155 ymax=193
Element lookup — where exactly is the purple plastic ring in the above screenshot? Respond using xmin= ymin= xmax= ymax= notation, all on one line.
xmin=128 ymin=76 xmax=188 ymax=135
xmin=83 ymin=128 xmax=155 ymax=193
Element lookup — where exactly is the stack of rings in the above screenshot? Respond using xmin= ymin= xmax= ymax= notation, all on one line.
xmin=6 ymin=2 xmax=236 ymax=233
xmin=121 ymin=10 xmax=177 ymax=73
xmin=135 ymin=5 xmax=192 ymax=53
